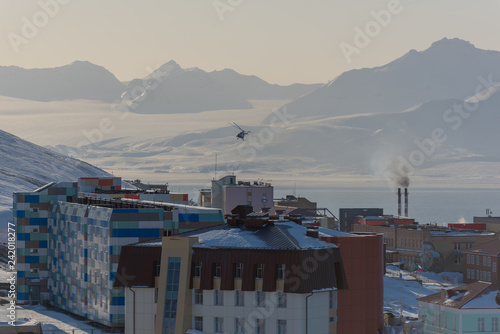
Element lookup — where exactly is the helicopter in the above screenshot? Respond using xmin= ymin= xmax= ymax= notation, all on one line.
xmin=228 ymin=122 xmax=251 ymax=141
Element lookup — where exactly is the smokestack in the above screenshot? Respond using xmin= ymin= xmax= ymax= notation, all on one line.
xmin=397 ymin=188 xmax=402 ymax=216
xmin=404 ymin=188 xmax=408 ymax=217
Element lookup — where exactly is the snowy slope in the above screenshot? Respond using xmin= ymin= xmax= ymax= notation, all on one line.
xmin=0 ymin=128 xmax=111 ymax=214
xmin=280 ymin=38 xmax=500 ymax=119
xmin=0 ymin=61 xmax=125 ymax=102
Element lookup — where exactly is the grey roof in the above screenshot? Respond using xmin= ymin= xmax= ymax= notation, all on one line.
xmin=180 ymin=221 xmax=338 ymax=250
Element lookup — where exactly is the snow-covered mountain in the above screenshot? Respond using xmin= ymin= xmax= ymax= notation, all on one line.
xmin=0 ymin=128 xmax=111 ymax=212
xmin=0 ymin=61 xmax=125 ymax=102
xmin=121 ymin=60 xmax=322 ymax=114
xmin=280 ymin=38 xmax=500 ymax=119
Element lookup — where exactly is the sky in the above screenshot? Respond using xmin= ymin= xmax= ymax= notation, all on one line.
xmin=1 ymin=0 xmax=500 ymax=85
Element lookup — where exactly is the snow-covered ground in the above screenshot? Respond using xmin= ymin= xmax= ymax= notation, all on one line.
xmin=384 ymin=265 xmax=463 ymax=318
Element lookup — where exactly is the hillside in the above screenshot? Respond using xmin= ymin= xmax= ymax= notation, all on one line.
xmin=0 ymin=129 xmax=111 ymax=214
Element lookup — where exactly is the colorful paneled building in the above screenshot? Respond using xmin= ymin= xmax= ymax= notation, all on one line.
xmin=14 ymin=177 xmax=224 ymax=329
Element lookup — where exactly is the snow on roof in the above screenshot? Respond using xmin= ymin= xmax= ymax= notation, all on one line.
xmin=462 ymin=288 xmax=500 ymax=309
xmin=430 ymin=231 xmax=495 ymax=236
xmin=180 ymin=221 xmax=338 ymax=250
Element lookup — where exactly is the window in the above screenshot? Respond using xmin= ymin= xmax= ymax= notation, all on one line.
xmin=466 ymin=242 xmax=473 ymax=249
xmin=488 ymin=257 xmax=492 ymax=267
xmin=467 ymin=254 xmax=470 ymax=264
xmin=277 ymin=264 xmax=286 ymax=280
xmin=30 ymin=248 xmax=38 ymax=254
xmin=488 ymin=271 xmax=491 ymax=282
xmin=455 ymin=242 xmax=460 ymax=251
xmin=256 ymin=291 xmax=266 ymax=307
xmin=494 ymin=262 xmax=497 ymax=273
xmin=194 ymin=262 xmax=202 ymax=277
xmin=235 ymin=318 xmax=245 ymax=333
xmin=154 ymin=261 xmax=161 ymax=276
xmin=277 ymin=320 xmax=286 ymax=334
xmin=235 ymin=263 xmax=243 ymax=279
xmin=471 ymin=255 xmax=475 ymax=265
xmin=214 ymin=290 xmax=223 ymax=306
xmin=235 ymin=290 xmax=244 ymax=306
xmin=214 ymin=317 xmax=224 ymax=333
xmin=492 ymin=317 xmax=499 ymax=332
xmin=330 ymin=316 xmax=337 ymax=323
xmin=477 ymin=256 xmax=480 ymax=265
xmin=467 ymin=269 xmax=470 ymax=279
xmin=454 ymin=256 xmax=461 ymax=265
xmin=155 ymin=288 xmax=158 ymax=303
xmin=194 ymin=289 xmax=203 ymax=305
xmin=256 ymin=264 xmax=264 ymax=279
xmin=256 ymin=319 xmax=265 ymax=334
xmin=483 ymin=256 xmax=487 ymax=266
xmin=471 ymin=270 xmax=475 ymax=279
xmin=194 ymin=316 xmax=203 ymax=331
xmin=276 ymin=292 xmax=287 ymax=308
xmin=329 ymin=290 xmax=337 ymax=309
xmin=215 ymin=263 xmax=221 ymax=278
xmin=478 ymin=317 xmax=485 ymax=332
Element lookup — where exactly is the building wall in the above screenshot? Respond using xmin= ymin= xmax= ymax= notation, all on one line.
xmin=429 ymin=233 xmax=497 ymax=272
xmin=48 ymin=202 xmax=165 ymax=327
xmin=418 ymin=302 xmax=461 ymax=334
xmin=211 ymin=175 xmax=236 ymax=210
xmin=14 ymin=181 xmax=78 ymax=304
xmin=354 ymin=224 xmax=498 ymax=271
xmin=338 ymin=208 xmax=383 ymax=232
xmin=190 ymin=290 xmax=332 ymax=334
xmin=223 ymin=185 xmax=273 ymax=215
xmin=324 ymin=234 xmax=384 ymax=334
xmin=462 ymin=310 xmax=500 ymax=334
xmin=473 ymin=217 xmax=500 ymax=233
xmin=463 ymin=253 xmax=499 ymax=285
xmin=125 ymin=287 xmax=157 ymax=334
xmin=155 ymin=237 xmax=197 ymax=334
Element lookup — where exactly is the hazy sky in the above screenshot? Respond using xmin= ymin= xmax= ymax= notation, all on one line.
xmin=1 ymin=0 xmax=500 ymax=85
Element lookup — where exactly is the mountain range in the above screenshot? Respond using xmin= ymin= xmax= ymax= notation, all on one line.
xmin=0 ymin=37 xmax=499 ymax=192
xmin=0 ymin=60 xmax=321 ymax=113
xmin=278 ymin=38 xmax=500 ymax=119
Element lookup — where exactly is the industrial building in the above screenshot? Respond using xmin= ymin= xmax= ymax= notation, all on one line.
xmin=354 ymin=223 xmax=497 ymax=271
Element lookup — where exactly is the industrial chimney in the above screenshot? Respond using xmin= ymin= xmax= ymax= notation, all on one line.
xmin=397 ymin=188 xmax=402 ymax=216
xmin=404 ymin=188 xmax=408 ymax=217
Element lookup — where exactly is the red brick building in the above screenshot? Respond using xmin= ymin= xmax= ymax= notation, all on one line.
xmin=323 ymin=232 xmax=384 ymax=334
xmin=462 ymin=238 xmax=500 ymax=285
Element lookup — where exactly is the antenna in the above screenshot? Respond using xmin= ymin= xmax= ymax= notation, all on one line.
xmin=214 ymin=154 xmax=217 ymax=180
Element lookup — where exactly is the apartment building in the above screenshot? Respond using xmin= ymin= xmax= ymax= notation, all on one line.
xmin=116 ymin=219 xmax=349 ymax=334
xmin=14 ymin=177 xmax=224 ymax=329
xmin=462 ymin=238 xmax=500 ymax=285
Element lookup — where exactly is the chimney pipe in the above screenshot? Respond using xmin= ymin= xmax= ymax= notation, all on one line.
xmin=404 ymin=188 xmax=408 ymax=217
xmin=397 ymin=188 xmax=402 ymax=216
